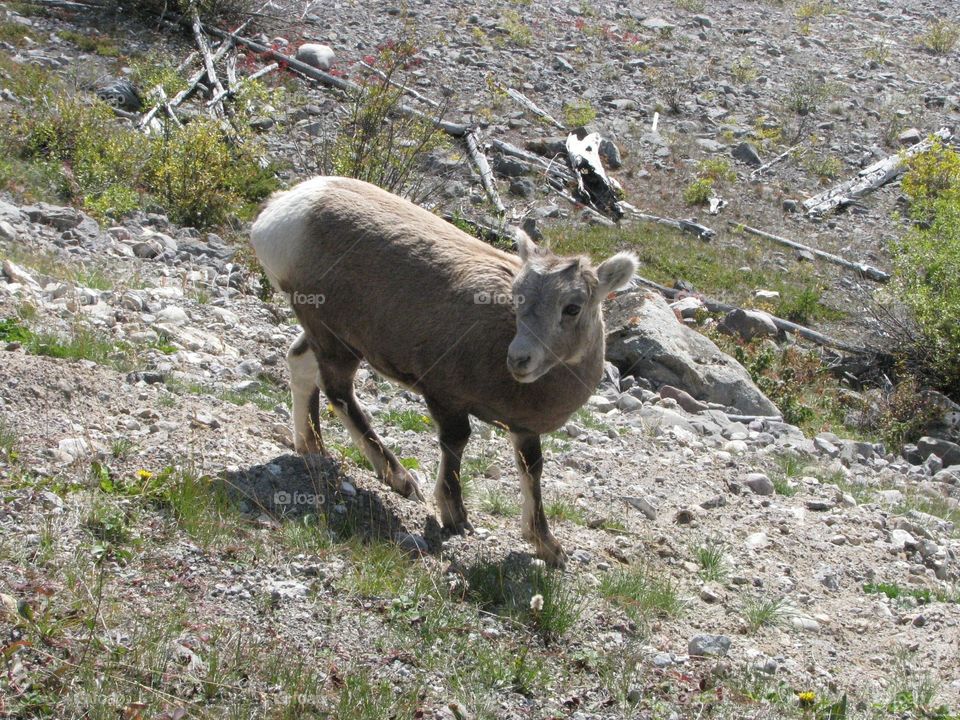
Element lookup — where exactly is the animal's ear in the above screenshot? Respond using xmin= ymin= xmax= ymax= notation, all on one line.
xmin=515 ymin=229 xmax=539 ymax=262
xmin=596 ymin=252 xmax=638 ymax=294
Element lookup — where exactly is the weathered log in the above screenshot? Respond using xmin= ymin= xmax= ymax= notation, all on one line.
xmin=487 ymin=138 xmax=575 ymax=184
xmin=504 ymin=87 xmax=565 ymax=130
xmin=192 ymin=10 xmax=226 ymax=117
xmin=803 ymin=127 xmax=951 ymax=216
xmin=138 ymin=40 xmax=233 ymax=130
xmin=732 ymin=222 xmax=890 ymax=282
xmin=358 ymin=61 xmax=441 ymax=108
xmin=465 ymin=131 xmax=505 ymax=214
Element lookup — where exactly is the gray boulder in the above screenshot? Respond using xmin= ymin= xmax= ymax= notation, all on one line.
xmin=719 ymin=308 xmax=778 ymax=341
xmin=605 ymin=291 xmax=779 ymax=416
xmin=295 ymin=43 xmax=336 ymax=71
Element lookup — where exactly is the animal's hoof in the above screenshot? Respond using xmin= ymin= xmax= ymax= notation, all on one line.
xmin=442 ymin=518 xmax=475 ymax=536
xmin=403 ymin=470 xmax=427 ymax=503
xmin=532 ymin=534 xmax=567 ymax=568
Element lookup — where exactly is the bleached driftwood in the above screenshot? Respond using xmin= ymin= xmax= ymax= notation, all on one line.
xmin=192 ymin=11 xmax=226 ymax=116
xmin=733 ymin=222 xmax=890 ymax=282
xmin=200 ymin=24 xmax=471 ymax=137
xmin=504 ymin=87 xmax=565 ymax=130
xmin=465 ymin=131 xmax=505 ymax=214
xmin=803 ymin=127 xmax=951 ymax=216
xmin=487 ymin=138 xmax=575 ymax=184
xmin=566 ymin=130 xmax=624 ymax=220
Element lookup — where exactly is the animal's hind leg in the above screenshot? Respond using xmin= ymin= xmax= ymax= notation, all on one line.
xmin=287 ymin=332 xmax=323 ymax=454
xmin=425 ymin=401 xmax=472 ymax=533
xmin=314 ymin=346 xmax=425 ymax=502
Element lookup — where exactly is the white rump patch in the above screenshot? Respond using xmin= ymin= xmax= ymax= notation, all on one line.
xmin=250 ymin=176 xmax=334 ymax=289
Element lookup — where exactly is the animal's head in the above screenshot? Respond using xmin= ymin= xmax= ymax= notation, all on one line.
xmin=507 ymin=233 xmax=637 ymax=383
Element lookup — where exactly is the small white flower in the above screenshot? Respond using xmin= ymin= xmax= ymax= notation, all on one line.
xmin=530 ymin=594 xmax=544 ymax=612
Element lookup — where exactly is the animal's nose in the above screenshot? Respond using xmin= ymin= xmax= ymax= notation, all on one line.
xmin=508 ymin=353 xmax=531 ymax=372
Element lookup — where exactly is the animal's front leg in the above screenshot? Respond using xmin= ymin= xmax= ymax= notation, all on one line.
xmin=511 ymin=431 xmax=566 ymax=568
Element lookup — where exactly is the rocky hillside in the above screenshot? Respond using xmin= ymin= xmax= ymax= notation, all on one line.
xmin=1 ymin=1 xmax=959 ymax=718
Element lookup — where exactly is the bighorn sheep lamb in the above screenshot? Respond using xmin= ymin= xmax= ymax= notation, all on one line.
xmin=251 ymin=176 xmax=637 ymax=566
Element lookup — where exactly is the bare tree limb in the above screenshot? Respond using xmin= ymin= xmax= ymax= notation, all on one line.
xmin=465 ymin=131 xmax=505 ymax=214
xmin=358 ymin=61 xmax=441 ymax=108
xmin=750 ymin=143 xmax=801 ymax=179
xmin=138 ymin=40 xmax=233 ymax=130
xmin=732 ymin=222 xmax=890 ymax=282
xmin=192 ymin=9 xmax=226 ymax=117
xmin=504 ymin=87 xmax=565 ymax=130
xmin=206 ymin=62 xmax=279 ymax=106
xmin=199 ymin=24 xmax=471 ymax=137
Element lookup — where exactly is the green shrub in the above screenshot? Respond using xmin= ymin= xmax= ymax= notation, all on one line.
xmin=683 ymin=177 xmax=713 ymax=205
xmin=331 ymin=39 xmax=448 ymax=201
xmin=918 ymin=20 xmax=959 ymax=55
xmin=893 ymin=138 xmax=960 ymax=397
xmin=561 ymin=100 xmax=597 ymax=128
xmin=1 ymin=73 xmax=277 ymax=227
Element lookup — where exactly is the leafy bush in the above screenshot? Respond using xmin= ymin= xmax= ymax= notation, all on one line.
xmin=892 ymin=138 xmax=960 ymax=397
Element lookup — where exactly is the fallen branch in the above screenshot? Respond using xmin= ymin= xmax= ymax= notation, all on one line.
xmin=200 ymin=24 xmax=471 ymax=137
xmin=750 ymin=143 xmax=800 ymax=179
xmin=566 ymin=130 xmax=624 ymax=220
xmin=504 ymin=87 xmax=565 ymax=130
xmin=465 ymin=131 xmax=505 ymax=214
xmin=622 ymin=203 xmax=715 ymax=239
xmin=358 ymin=61 xmax=440 ymax=108
xmin=488 ymin=138 xmax=575 ymax=184
xmin=628 ymin=274 xmax=872 ymax=355
xmin=138 ymin=40 xmax=233 ymax=130
xmin=192 ymin=10 xmax=226 ymax=117
xmin=803 ymin=127 xmax=951 ymax=216
xmin=206 ymin=62 xmax=278 ymax=106
xmin=733 ymin=222 xmax=890 ymax=282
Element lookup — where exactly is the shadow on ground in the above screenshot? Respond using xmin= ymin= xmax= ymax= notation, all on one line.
xmin=221 ymin=453 xmax=443 ymax=549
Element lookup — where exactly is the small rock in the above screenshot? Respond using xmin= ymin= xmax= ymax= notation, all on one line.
xmin=743 ymin=472 xmax=774 ymax=496
xmin=394 ymin=532 xmax=429 ymax=555
xmin=688 ymin=634 xmax=731 ymax=657
xmin=806 ymin=499 xmax=835 ymax=511
xmin=625 ymin=495 xmax=657 ymax=520
xmin=732 ymin=141 xmax=762 ymax=167
xmin=791 ymin=616 xmax=820 ymax=633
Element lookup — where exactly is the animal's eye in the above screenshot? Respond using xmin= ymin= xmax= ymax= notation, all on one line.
xmin=562 ymin=304 xmax=581 ymax=317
